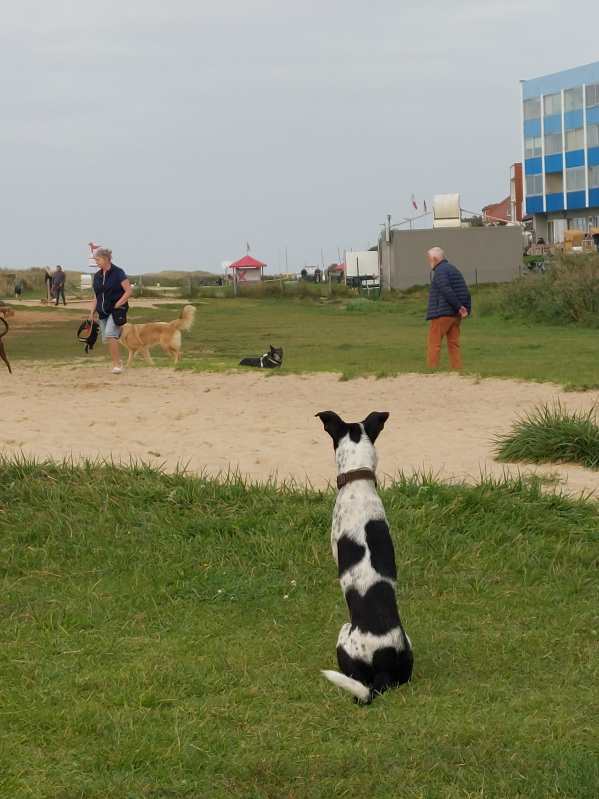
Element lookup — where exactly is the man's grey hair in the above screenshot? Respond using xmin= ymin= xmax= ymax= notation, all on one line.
xmin=427 ymin=247 xmax=445 ymax=262
xmin=94 ymin=248 xmax=113 ymax=261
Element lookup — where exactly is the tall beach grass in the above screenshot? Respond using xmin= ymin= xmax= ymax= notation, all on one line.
xmin=494 ymin=401 xmax=599 ymax=469
xmin=479 ymin=252 xmax=599 ymax=327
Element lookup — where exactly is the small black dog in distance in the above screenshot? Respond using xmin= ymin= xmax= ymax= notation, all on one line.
xmin=316 ymin=410 xmax=413 ymax=703
xmin=239 ymin=345 xmax=283 ymax=368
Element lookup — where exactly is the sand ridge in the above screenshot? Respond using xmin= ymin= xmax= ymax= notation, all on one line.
xmin=2 ymin=362 xmax=599 ymax=496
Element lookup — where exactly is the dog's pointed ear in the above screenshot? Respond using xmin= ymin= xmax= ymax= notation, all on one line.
xmin=315 ymin=411 xmax=348 ymax=447
xmin=362 ymin=412 xmax=389 ymax=444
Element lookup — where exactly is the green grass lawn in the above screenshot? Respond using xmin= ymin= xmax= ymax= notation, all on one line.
xmin=6 ymin=293 xmax=599 ymax=388
xmin=1 ymin=461 xmax=598 ymax=798
xmin=3 ymin=295 xmax=599 ymax=797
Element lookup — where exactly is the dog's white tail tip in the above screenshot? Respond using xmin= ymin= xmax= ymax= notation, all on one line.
xmin=321 ymin=670 xmax=371 ymax=703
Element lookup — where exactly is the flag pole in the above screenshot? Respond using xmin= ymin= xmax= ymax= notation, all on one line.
xmin=410 ymin=193 xmax=418 ymax=229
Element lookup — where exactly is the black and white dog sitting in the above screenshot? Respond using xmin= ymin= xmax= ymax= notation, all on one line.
xmin=316 ymin=410 xmax=413 ymax=704
xmin=239 ymin=345 xmax=283 ymax=369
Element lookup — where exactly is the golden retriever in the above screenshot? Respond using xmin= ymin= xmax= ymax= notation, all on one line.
xmin=119 ymin=304 xmax=196 ymax=366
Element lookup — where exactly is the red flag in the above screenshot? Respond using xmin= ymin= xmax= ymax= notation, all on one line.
xmin=411 ymin=194 xmax=417 ymax=210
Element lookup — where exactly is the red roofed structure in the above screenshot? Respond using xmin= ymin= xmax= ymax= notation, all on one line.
xmin=228 ymin=254 xmax=266 ymax=284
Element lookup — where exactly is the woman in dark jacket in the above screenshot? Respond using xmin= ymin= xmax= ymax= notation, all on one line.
xmin=426 ymin=247 xmax=471 ymax=370
xmin=89 ymin=248 xmax=132 ymax=374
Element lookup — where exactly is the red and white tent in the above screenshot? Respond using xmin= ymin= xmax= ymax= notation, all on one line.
xmin=228 ymin=255 xmax=266 ymax=283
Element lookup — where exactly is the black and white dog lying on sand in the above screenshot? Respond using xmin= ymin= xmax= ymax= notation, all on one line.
xmin=315 ymin=410 xmax=413 ymax=704
xmin=239 ymin=345 xmax=283 ymax=369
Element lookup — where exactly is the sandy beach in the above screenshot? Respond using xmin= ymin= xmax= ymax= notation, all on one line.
xmin=2 ymin=341 xmax=599 ymax=495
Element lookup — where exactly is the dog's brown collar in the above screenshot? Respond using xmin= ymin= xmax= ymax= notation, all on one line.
xmin=336 ymin=469 xmax=377 ymax=490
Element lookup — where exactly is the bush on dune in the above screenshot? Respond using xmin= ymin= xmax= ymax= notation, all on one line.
xmin=480 ymin=253 xmax=599 ymax=327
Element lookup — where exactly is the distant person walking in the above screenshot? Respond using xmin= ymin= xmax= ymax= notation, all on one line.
xmin=13 ymin=277 xmax=22 ymax=299
xmin=52 ymin=265 xmax=67 ymax=306
xmin=426 ymin=247 xmax=471 ymax=371
xmin=89 ymin=247 xmax=132 ymax=374
xmin=44 ymin=268 xmax=53 ymax=300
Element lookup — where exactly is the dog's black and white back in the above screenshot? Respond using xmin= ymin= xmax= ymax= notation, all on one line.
xmin=316 ymin=410 xmax=413 ymax=703
xmin=239 ymin=345 xmax=283 ymax=369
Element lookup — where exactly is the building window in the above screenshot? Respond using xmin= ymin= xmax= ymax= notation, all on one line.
xmin=586 ymin=83 xmax=599 ymax=108
xmin=545 ymin=131 xmax=562 ymax=155
xmin=565 ymin=127 xmax=585 ymax=151
xmin=525 ymin=136 xmax=542 ymax=158
xmin=523 ymin=97 xmax=541 ymax=120
xmin=588 ymin=124 xmax=599 ymax=148
xmin=545 ymin=172 xmax=563 ymax=193
xmin=569 ymin=217 xmax=586 ymax=230
xmin=589 ymin=165 xmax=599 ymax=189
xmin=564 ymin=86 xmax=584 ymax=112
xmin=526 ymin=174 xmax=543 ymax=195
xmin=566 ymin=166 xmax=585 ymax=192
xmin=544 ymin=93 xmax=562 ymax=116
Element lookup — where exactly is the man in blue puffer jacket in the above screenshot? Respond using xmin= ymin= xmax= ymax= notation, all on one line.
xmin=426 ymin=247 xmax=471 ymax=371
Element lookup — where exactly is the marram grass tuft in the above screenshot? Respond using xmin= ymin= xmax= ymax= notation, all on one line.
xmin=494 ymin=401 xmax=599 ymax=469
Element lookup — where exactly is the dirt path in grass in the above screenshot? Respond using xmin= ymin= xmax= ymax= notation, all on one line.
xmin=2 ymin=358 xmax=599 ymax=497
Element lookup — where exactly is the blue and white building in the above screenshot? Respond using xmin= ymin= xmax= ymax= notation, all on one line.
xmin=522 ymin=61 xmax=599 ymax=242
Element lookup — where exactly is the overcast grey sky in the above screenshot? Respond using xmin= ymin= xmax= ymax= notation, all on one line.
xmin=1 ymin=0 xmax=598 ymax=274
